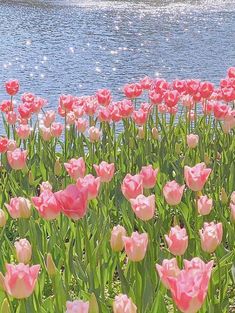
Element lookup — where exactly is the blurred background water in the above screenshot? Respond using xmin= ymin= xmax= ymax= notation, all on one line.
xmin=0 ymin=0 xmax=234 ymax=107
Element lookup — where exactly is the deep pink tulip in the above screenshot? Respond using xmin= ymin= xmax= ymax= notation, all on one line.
xmin=163 ymin=180 xmax=185 ymax=206
xmin=172 ymin=79 xmax=187 ymax=93
xmin=7 ymin=148 xmax=27 ymax=170
xmin=221 ymin=87 xmax=235 ymax=102
xmin=93 ymin=161 xmax=115 ymax=182
xmin=199 ymin=222 xmax=223 ymax=253
xmin=228 ymin=67 xmax=235 ymax=78
xmin=121 ymin=174 xmax=143 ymax=200
xmin=164 ymin=90 xmax=180 ymax=107
xmin=110 ymin=225 xmax=127 ymax=252
xmin=32 ymin=190 xmax=61 ymax=220
xmin=165 ymin=226 xmax=188 ymax=256
xmin=118 ymin=99 xmax=134 ymax=118
xmin=5 ymin=197 xmax=31 ymax=219
xmin=76 ymin=174 xmax=101 ymax=200
xmin=132 ymin=109 xmax=148 ymax=126
xmin=66 ymin=300 xmax=89 ymax=313
xmin=199 ymin=81 xmax=214 ymax=99
xmin=214 ymin=102 xmax=229 ymax=120
xmin=140 ymin=165 xmax=158 ymax=189
xmin=140 ymin=102 xmax=152 ymax=112
xmin=168 ymin=258 xmax=214 ymax=313
xmin=202 ymin=101 xmax=214 ymax=115
xmin=5 ymin=80 xmax=19 ymax=96
xmin=96 ymin=89 xmax=112 ymax=106
xmin=158 ymin=103 xmax=168 ymax=113
xmin=186 ymin=79 xmax=200 ymax=95
xmin=113 ymin=294 xmax=137 ymax=313
xmin=140 ymin=76 xmax=153 ymax=90
xmin=4 ymin=263 xmax=40 ymax=299
xmin=14 ymin=239 xmax=32 ymax=264
xmin=18 ymin=102 xmax=32 ymax=119
xmin=152 ymin=79 xmax=169 ymax=94
xmin=123 ymin=83 xmax=142 ymax=98
xmin=0 ymin=100 xmax=13 ymax=113
xmin=0 ymin=137 xmax=9 ymax=153
xmin=50 ymin=122 xmax=63 ymax=138
xmin=83 ymin=96 xmax=98 ymax=116
xmin=64 ymin=157 xmax=86 ymax=180
xmin=130 ymin=194 xmax=155 ymax=221
xmin=149 ymin=90 xmax=163 ymax=105
xmin=59 ymin=94 xmax=74 ymax=112
xmin=197 ymin=195 xmax=213 ymax=215
xmin=187 ymin=134 xmax=199 ymax=149
xmin=16 ymin=124 xmax=31 ymax=140
xmin=109 ymin=104 xmax=122 ymax=122
xmin=123 ymin=231 xmax=148 ymax=262
xmin=21 ymin=92 xmax=35 ymax=104
xmin=184 ymin=163 xmax=211 ymax=192
xmin=156 ymin=258 xmax=180 ymax=289
xmin=75 ymin=118 xmax=88 ymax=133
xmin=55 ymin=184 xmax=88 ymax=220
xmin=98 ymin=107 xmax=111 ymax=122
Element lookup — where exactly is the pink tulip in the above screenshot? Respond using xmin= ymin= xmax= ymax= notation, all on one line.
xmin=64 ymin=157 xmax=86 ymax=180
xmin=50 ymin=122 xmax=63 ymax=138
xmin=123 ymin=83 xmax=142 ymax=98
xmin=75 ymin=118 xmax=88 ymax=133
xmin=14 ymin=239 xmax=32 ymax=264
xmin=110 ymin=225 xmax=127 ymax=252
xmin=43 ymin=110 xmax=56 ymax=127
xmin=132 ymin=109 xmax=148 ymax=126
xmin=40 ymin=126 xmax=52 ymax=141
xmin=6 ymin=111 xmax=17 ymax=125
xmin=172 ymin=79 xmax=187 ymax=93
xmin=230 ymin=202 xmax=235 ymax=222
xmin=4 ymin=263 xmax=40 ymax=299
xmin=228 ymin=67 xmax=235 ymax=78
xmin=140 ymin=76 xmax=153 ymax=90
xmin=156 ymin=258 xmax=180 ymax=289
xmin=152 ymin=127 xmax=158 ymax=139
xmin=118 ymin=99 xmax=134 ymax=118
xmin=76 ymin=174 xmax=100 ymax=200
xmin=186 ymin=79 xmax=200 ymax=95
xmin=163 ymin=180 xmax=185 ymax=205
xmin=88 ymin=126 xmax=101 ymax=143
xmin=7 ymin=139 xmax=17 ymax=151
xmin=153 ymin=79 xmax=169 ymax=94
xmin=121 ymin=174 xmax=143 ymax=200
xmin=98 ymin=107 xmax=111 ymax=122
xmin=5 ymin=80 xmax=19 ymax=96
xmin=140 ymin=165 xmax=158 ymax=189
xmin=187 ymin=134 xmax=199 ymax=149
xmin=149 ymin=90 xmax=163 ymax=105
xmin=168 ymin=258 xmax=214 ymax=313
xmin=164 ymin=90 xmax=180 ymax=107
xmin=66 ymin=111 xmax=76 ymax=125
xmin=199 ymin=81 xmax=214 ymax=99
xmin=197 ymin=195 xmax=213 ymax=215
xmin=123 ymin=231 xmax=148 ymax=262
xmin=93 ymin=161 xmax=115 ymax=182
xmin=137 ymin=126 xmax=145 ymax=139
xmin=5 ymin=197 xmax=31 ymax=219
xmin=0 ymin=209 xmax=6 ymax=227
xmin=32 ymin=190 xmax=61 ymax=220
xmin=66 ymin=300 xmax=89 ymax=313
xmin=113 ymin=294 xmax=137 ymax=313
xmin=109 ymin=104 xmax=122 ymax=122
xmin=165 ymin=226 xmax=188 ymax=256
xmin=199 ymin=222 xmax=223 ymax=253
xmin=214 ymin=102 xmax=229 ymax=120
xmin=18 ymin=102 xmax=32 ymax=119
xmin=96 ymin=89 xmax=112 ymax=106
xmin=59 ymin=94 xmax=74 ymax=112
xmin=16 ymin=124 xmax=31 ymax=140
xmin=55 ymin=184 xmax=88 ymax=220
xmin=231 ymin=191 xmax=235 ymax=204
xmin=202 ymin=101 xmax=214 ymax=115
xmin=0 ymin=137 xmax=9 ymax=153
xmin=184 ymin=163 xmax=211 ymax=192
xmin=130 ymin=194 xmax=155 ymax=221
xmin=0 ymin=100 xmax=13 ymax=113
xmin=40 ymin=181 xmax=53 ymax=193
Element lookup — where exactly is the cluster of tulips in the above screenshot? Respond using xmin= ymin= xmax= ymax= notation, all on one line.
xmin=0 ymin=67 xmax=234 ymax=313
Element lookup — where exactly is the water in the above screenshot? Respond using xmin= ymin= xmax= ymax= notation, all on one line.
xmin=0 ymin=0 xmax=235 ymax=108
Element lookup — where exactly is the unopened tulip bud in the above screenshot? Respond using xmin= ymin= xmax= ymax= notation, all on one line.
xmin=1 ymin=299 xmax=10 ymax=313
xmin=204 ymin=153 xmax=210 ymax=165
xmin=151 ymin=127 xmax=158 ymax=139
xmin=54 ymin=158 xmax=62 ymax=176
xmin=0 ymin=209 xmax=6 ymax=227
xmin=0 ymin=272 xmax=5 ymax=291
xmin=216 ymin=152 xmax=221 ymax=160
xmin=89 ymin=293 xmax=99 ymax=313
xmin=29 ymin=170 xmax=34 ymax=185
xmin=221 ymin=188 xmax=228 ymax=204
xmin=46 ymin=253 xmax=57 ymax=276
xmin=175 ymin=143 xmax=181 ymax=155
xmin=137 ymin=126 xmax=144 ymax=139
xmin=230 ymin=202 xmax=235 ymax=223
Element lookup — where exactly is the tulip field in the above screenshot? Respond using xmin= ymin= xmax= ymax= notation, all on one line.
xmin=0 ymin=68 xmax=234 ymax=313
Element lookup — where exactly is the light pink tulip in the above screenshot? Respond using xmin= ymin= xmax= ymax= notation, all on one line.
xmin=6 ymin=111 xmax=17 ymax=125
xmin=118 ymin=99 xmax=134 ymax=118
xmin=76 ymin=174 xmax=100 ymax=200
xmin=66 ymin=300 xmax=89 ymax=313
xmin=32 ymin=190 xmax=61 ymax=220
xmin=230 ymin=202 xmax=235 ymax=222
xmin=130 ymin=194 xmax=155 ymax=221
xmin=40 ymin=126 xmax=52 ymax=141
xmin=184 ymin=163 xmax=211 ymax=192
xmin=93 ymin=161 xmax=115 ymax=182
xmin=197 ymin=195 xmax=213 ymax=215
xmin=7 ymin=139 xmax=17 ymax=151
xmin=64 ymin=157 xmax=86 ymax=180
xmin=132 ymin=109 xmax=148 ymax=126
xmin=110 ymin=225 xmax=127 ymax=252
xmin=199 ymin=222 xmax=223 ymax=253
xmin=16 ymin=124 xmax=31 ymax=140
xmin=14 ymin=239 xmax=32 ymax=264
xmin=50 ymin=122 xmax=63 ymax=138
xmin=75 ymin=118 xmax=88 ymax=133
xmin=156 ymin=258 xmax=180 ymax=289
xmin=140 ymin=165 xmax=158 ymax=189
xmin=0 ymin=209 xmax=6 ymax=227
xmin=4 ymin=263 xmax=40 ymax=299
xmin=40 ymin=181 xmax=53 ymax=193
xmin=113 ymin=294 xmax=137 ymax=313
xmin=67 ymin=111 xmax=76 ymax=125
xmin=5 ymin=197 xmax=31 ymax=219
xmin=165 ymin=226 xmax=188 ymax=256
xmin=123 ymin=231 xmax=148 ymax=262
xmin=231 ymin=191 xmax=235 ymax=204
xmin=121 ymin=174 xmax=143 ymax=200
xmin=43 ymin=110 xmax=56 ymax=127
xmin=168 ymin=258 xmax=214 ymax=313
xmin=88 ymin=126 xmax=101 ymax=142
xmin=163 ymin=180 xmax=185 ymax=205
xmin=55 ymin=184 xmax=88 ymax=220
xmin=187 ymin=134 xmax=199 ymax=149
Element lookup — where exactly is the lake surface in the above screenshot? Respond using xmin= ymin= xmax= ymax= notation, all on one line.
xmin=0 ymin=0 xmax=235 ymax=108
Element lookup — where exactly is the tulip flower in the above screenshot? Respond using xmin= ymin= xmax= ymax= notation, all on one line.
xmin=64 ymin=157 xmax=86 ymax=180
xmin=0 ymin=209 xmax=6 ymax=227
xmin=76 ymin=174 xmax=101 ymax=200
xmin=66 ymin=300 xmax=89 ymax=313
xmin=110 ymin=225 xmax=126 ymax=252
xmin=113 ymin=294 xmax=137 ymax=313
xmin=197 ymin=195 xmax=213 ymax=215
xmin=5 ymin=197 xmax=31 ymax=219
xmin=156 ymin=258 xmax=180 ymax=289
xmin=93 ymin=161 xmax=115 ymax=182
xmin=165 ymin=226 xmax=188 ymax=256
xmin=88 ymin=126 xmax=101 ymax=142
xmin=121 ymin=174 xmax=143 ymax=200
xmin=14 ymin=239 xmax=32 ymax=264
xmin=123 ymin=231 xmax=148 ymax=262
xmin=5 ymin=80 xmax=19 ymax=96
xmin=199 ymin=222 xmax=223 ymax=253
xmin=130 ymin=194 xmax=155 ymax=221
xmin=184 ymin=163 xmax=211 ymax=192
xmin=140 ymin=165 xmax=158 ymax=189
xmin=32 ymin=190 xmax=61 ymax=220
xmin=163 ymin=180 xmax=185 ymax=205
xmin=187 ymin=134 xmax=199 ymax=148
xmin=7 ymin=148 xmax=27 ymax=170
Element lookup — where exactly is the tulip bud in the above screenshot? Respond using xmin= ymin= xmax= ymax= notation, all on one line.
xmin=1 ymin=299 xmax=10 ymax=313
xmin=14 ymin=239 xmax=32 ymax=264
xmin=54 ymin=158 xmax=62 ymax=176
xmin=175 ymin=143 xmax=181 ymax=155
xmin=110 ymin=225 xmax=126 ymax=252
xmin=204 ymin=153 xmax=210 ymax=165
xmin=0 ymin=272 xmax=5 ymax=291
xmin=46 ymin=253 xmax=57 ymax=276
xmin=0 ymin=209 xmax=6 ymax=227
xmin=151 ymin=127 xmax=158 ymax=139
xmin=89 ymin=293 xmax=99 ymax=313
xmin=137 ymin=126 xmax=144 ymax=139
xmin=29 ymin=170 xmax=34 ymax=185
xmin=220 ymin=188 xmax=228 ymax=204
